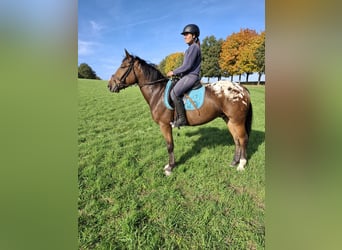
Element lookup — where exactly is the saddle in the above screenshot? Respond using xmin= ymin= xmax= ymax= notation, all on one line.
xmin=164 ymin=78 xmax=205 ymax=111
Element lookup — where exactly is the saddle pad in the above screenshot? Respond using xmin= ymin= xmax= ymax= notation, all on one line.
xmin=164 ymin=80 xmax=205 ymax=110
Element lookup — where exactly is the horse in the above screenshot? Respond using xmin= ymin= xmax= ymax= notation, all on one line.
xmin=108 ymin=49 xmax=253 ymax=175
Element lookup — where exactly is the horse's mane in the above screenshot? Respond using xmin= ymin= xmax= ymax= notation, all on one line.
xmin=130 ymin=55 xmax=166 ymax=82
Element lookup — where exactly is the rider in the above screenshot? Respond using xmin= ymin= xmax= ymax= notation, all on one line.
xmin=167 ymin=24 xmax=201 ymax=128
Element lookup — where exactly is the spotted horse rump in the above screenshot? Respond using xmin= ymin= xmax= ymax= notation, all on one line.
xmin=207 ymin=80 xmax=249 ymax=107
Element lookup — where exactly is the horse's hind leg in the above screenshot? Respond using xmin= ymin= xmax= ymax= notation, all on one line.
xmin=230 ymin=138 xmax=241 ymax=167
xmin=227 ymin=121 xmax=248 ymax=171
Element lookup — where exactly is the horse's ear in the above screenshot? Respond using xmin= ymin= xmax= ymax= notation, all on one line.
xmin=124 ymin=49 xmax=131 ymax=58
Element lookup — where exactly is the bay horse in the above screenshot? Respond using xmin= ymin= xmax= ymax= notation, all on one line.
xmin=108 ymin=50 xmax=253 ymax=175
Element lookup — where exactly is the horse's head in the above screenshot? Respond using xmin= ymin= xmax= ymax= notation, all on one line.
xmin=108 ymin=49 xmax=137 ymax=93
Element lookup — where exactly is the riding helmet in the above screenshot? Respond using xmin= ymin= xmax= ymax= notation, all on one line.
xmin=181 ymin=24 xmax=200 ymax=37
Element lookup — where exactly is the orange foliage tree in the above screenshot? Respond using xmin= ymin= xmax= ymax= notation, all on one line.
xmin=254 ymin=31 xmax=265 ymax=84
xmin=220 ymin=28 xmax=259 ymax=82
xmin=159 ymin=52 xmax=184 ymax=76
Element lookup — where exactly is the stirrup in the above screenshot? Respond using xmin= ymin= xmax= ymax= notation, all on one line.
xmin=170 ymin=119 xmax=187 ymax=128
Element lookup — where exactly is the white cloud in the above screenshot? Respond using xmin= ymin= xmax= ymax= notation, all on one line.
xmin=89 ymin=20 xmax=104 ymax=32
xmin=78 ymin=40 xmax=96 ymax=56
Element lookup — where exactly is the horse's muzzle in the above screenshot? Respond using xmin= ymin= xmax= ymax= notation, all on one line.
xmin=113 ymin=85 xmax=120 ymax=93
xmin=108 ymin=81 xmax=120 ymax=93
xmin=108 ymin=85 xmax=119 ymax=93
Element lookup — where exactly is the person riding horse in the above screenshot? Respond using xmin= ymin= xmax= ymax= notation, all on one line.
xmin=167 ymin=24 xmax=201 ymax=128
xmin=108 ymin=48 xmax=252 ymax=174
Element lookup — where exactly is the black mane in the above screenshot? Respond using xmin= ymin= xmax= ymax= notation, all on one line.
xmin=132 ymin=55 xmax=166 ymax=82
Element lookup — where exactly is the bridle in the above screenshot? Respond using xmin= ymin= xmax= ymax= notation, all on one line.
xmin=117 ymin=57 xmax=137 ymax=86
xmin=117 ymin=56 xmax=168 ymax=88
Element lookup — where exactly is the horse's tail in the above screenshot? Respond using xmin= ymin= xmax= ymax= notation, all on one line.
xmin=245 ymin=102 xmax=253 ymax=137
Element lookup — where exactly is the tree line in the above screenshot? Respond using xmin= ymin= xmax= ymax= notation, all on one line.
xmin=78 ymin=28 xmax=265 ymax=84
xmin=159 ymin=28 xmax=265 ymax=84
xmin=78 ymin=63 xmax=101 ymax=80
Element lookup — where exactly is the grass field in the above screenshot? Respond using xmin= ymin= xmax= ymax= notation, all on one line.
xmin=78 ymin=79 xmax=265 ymax=249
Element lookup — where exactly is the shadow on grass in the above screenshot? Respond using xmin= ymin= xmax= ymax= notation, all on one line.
xmin=176 ymin=127 xmax=265 ymax=165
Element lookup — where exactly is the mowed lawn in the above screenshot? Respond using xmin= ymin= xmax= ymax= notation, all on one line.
xmin=78 ymin=79 xmax=265 ymax=249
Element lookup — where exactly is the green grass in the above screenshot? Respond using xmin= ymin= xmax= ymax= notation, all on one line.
xmin=78 ymin=79 xmax=265 ymax=249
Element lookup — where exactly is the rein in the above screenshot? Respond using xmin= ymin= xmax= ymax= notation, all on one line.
xmin=139 ymin=78 xmax=168 ymax=87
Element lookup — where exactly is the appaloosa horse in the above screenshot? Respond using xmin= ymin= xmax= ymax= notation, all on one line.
xmin=108 ymin=50 xmax=253 ymax=175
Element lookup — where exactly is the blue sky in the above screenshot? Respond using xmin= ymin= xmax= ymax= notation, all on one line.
xmin=78 ymin=0 xmax=265 ymax=81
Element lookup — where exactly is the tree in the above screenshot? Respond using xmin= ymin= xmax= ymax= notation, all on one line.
xmin=159 ymin=52 xmax=184 ymax=76
xmin=201 ymin=36 xmax=223 ymax=82
xmin=219 ymin=32 xmax=240 ymax=81
xmin=158 ymin=58 xmax=167 ymax=76
xmin=254 ymin=31 xmax=265 ymax=85
xmin=220 ymin=28 xmax=258 ymax=82
xmin=78 ymin=63 xmax=99 ymax=79
xmin=237 ymin=34 xmax=261 ymax=82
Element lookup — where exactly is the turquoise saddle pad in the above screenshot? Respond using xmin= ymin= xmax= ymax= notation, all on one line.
xmin=164 ymin=80 xmax=205 ymax=110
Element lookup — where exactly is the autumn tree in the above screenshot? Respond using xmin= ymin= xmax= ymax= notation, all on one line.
xmin=219 ymin=31 xmax=241 ymax=81
xmin=254 ymin=31 xmax=265 ymax=84
xmin=237 ymin=34 xmax=261 ymax=82
xmin=158 ymin=58 xmax=166 ymax=75
xmin=220 ymin=28 xmax=258 ymax=82
xmin=159 ymin=52 xmax=184 ymax=76
xmin=201 ymin=35 xmax=223 ymax=82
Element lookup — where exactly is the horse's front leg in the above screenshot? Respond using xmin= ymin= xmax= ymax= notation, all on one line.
xmin=159 ymin=123 xmax=175 ymax=176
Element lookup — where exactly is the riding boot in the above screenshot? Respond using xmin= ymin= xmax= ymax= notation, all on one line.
xmin=171 ymin=97 xmax=187 ymax=128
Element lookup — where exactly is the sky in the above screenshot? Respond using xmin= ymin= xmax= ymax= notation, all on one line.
xmin=78 ymin=0 xmax=265 ymax=81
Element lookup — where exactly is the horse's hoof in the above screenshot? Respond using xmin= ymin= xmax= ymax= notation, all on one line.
xmin=237 ymin=166 xmax=245 ymax=171
xmin=237 ymin=159 xmax=247 ymax=171
xmin=164 ymin=164 xmax=172 ymax=176
xmin=230 ymin=160 xmax=239 ymax=167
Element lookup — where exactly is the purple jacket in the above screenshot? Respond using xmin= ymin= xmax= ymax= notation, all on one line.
xmin=173 ymin=43 xmax=201 ymax=77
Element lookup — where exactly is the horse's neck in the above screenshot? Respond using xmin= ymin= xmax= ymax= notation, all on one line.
xmin=139 ymin=81 xmax=165 ymax=108
xmin=135 ymin=64 xmax=166 ymax=108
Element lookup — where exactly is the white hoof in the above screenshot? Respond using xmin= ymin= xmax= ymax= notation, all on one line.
xmin=164 ymin=164 xmax=172 ymax=176
xmin=237 ymin=166 xmax=245 ymax=171
xmin=237 ymin=159 xmax=247 ymax=171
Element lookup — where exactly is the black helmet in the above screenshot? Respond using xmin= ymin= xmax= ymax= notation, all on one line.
xmin=181 ymin=24 xmax=200 ymax=38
